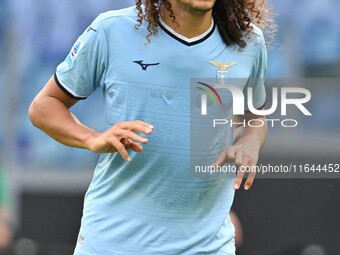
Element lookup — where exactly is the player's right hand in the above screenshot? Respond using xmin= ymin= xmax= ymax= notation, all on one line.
xmin=86 ymin=120 xmax=153 ymax=162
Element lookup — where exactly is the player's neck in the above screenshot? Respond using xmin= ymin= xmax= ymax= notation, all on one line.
xmin=160 ymin=5 xmax=213 ymax=39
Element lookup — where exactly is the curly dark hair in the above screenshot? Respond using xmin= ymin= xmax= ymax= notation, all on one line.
xmin=135 ymin=0 xmax=276 ymax=48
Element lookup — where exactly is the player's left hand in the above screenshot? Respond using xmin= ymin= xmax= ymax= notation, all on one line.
xmin=211 ymin=138 xmax=261 ymax=190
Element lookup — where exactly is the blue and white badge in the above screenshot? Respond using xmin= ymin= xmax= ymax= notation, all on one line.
xmin=66 ymin=38 xmax=83 ymax=66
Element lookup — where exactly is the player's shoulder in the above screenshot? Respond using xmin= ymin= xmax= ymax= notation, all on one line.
xmin=250 ymin=23 xmax=264 ymax=38
xmin=247 ymin=23 xmax=266 ymax=46
xmin=87 ymin=6 xmax=139 ymax=38
xmin=93 ymin=6 xmax=136 ymax=29
xmin=238 ymin=23 xmax=266 ymax=56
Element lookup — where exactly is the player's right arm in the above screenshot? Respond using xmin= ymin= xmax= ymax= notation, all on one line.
xmin=28 ymin=76 xmax=153 ymax=162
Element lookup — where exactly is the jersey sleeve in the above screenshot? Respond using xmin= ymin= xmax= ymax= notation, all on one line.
xmin=243 ymin=32 xmax=267 ymax=111
xmin=55 ymin=14 xmax=108 ymax=100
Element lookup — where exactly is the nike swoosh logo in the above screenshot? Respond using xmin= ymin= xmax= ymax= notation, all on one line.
xmin=133 ymin=60 xmax=160 ymax=71
xmin=87 ymin=26 xmax=97 ymax=33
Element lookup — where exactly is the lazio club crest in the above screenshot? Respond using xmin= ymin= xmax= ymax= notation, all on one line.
xmin=208 ymin=61 xmax=237 ymax=87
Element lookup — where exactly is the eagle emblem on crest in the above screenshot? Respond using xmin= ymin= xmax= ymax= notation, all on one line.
xmin=208 ymin=61 xmax=237 ymax=86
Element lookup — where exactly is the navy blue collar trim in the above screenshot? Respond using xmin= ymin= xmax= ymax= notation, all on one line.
xmin=158 ymin=22 xmax=215 ymax=46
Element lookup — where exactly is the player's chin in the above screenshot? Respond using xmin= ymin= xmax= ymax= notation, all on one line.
xmin=193 ymin=0 xmax=216 ymax=11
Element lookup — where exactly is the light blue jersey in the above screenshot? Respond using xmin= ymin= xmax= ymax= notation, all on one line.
xmin=55 ymin=6 xmax=266 ymax=255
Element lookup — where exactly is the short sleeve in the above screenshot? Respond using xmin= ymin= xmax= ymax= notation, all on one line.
xmin=55 ymin=14 xmax=108 ymax=100
xmin=243 ymin=33 xmax=267 ymax=111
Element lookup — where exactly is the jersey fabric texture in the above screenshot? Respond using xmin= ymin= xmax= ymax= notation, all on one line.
xmin=55 ymin=6 xmax=267 ymax=255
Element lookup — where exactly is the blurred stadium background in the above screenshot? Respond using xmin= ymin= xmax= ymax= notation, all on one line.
xmin=0 ymin=0 xmax=339 ymax=255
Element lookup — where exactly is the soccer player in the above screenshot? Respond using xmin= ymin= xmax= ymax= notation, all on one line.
xmin=29 ymin=0 xmax=273 ymax=254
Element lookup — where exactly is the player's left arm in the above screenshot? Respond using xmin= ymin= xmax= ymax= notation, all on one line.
xmin=213 ymin=28 xmax=268 ymax=190
xmin=212 ymin=111 xmax=267 ymax=190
